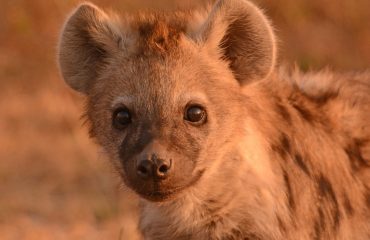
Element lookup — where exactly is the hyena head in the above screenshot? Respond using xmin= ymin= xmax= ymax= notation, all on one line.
xmin=58 ymin=0 xmax=276 ymax=202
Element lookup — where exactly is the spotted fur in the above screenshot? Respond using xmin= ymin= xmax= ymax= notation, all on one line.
xmin=58 ymin=0 xmax=370 ymax=239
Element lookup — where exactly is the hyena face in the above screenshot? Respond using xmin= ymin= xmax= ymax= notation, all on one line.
xmin=87 ymin=51 xmax=245 ymax=201
xmin=86 ymin=46 xmax=248 ymax=202
xmin=58 ymin=0 xmax=276 ymax=201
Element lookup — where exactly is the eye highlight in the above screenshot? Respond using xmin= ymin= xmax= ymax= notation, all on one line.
xmin=184 ymin=105 xmax=207 ymax=124
xmin=112 ymin=107 xmax=131 ymax=129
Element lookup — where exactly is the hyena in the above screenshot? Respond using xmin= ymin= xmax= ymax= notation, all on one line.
xmin=58 ymin=0 xmax=370 ymax=239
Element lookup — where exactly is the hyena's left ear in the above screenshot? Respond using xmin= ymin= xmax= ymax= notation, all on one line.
xmin=58 ymin=2 xmax=122 ymax=93
xmin=196 ymin=0 xmax=276 ymax=85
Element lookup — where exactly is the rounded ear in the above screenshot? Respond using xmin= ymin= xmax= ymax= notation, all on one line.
xmin=58 ymin=2 xmax=122 ymax=93
xmin=197 ymin=0 xmax=277 ymax=85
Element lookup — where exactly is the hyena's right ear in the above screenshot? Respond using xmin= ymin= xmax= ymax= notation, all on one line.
xmin=58 ymin=3 xmax=122 ymax=93
xmin=196 ymin=0 xmax=277 ymax=85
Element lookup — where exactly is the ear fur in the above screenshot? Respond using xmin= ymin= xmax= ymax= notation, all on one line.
xmin=198 ymin=0 xmax=277 ymax=85
xmin=58 ymin=2 xmax=122 ymax=93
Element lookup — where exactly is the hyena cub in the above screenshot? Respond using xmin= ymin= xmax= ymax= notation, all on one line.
xmin=58 ymin=0 xmax=370 ymax=239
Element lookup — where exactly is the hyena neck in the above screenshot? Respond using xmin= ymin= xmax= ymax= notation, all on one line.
xmin=139 ymin=165 xmax=284 ymax=240
xmin=239 ymin=74 xmax=369 ymax=239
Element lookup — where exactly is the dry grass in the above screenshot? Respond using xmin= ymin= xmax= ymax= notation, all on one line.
xmin=0 ymin=0 xmax=369 ymax=239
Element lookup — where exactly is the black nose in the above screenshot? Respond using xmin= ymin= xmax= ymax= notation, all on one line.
xmin=136 ymin=157 xmax=172 ymax=180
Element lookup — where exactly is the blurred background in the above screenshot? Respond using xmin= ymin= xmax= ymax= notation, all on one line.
xmin=0 ymin=0 xmax=369 ymax=239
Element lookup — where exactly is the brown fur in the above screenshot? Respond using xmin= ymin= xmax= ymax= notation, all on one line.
xmin=58 ymin=0 xmax=370 ymax=239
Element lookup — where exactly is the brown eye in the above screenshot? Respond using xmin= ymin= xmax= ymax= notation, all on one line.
xmin=185 ymin=105 xmax=207 ymax=124
xmin=113 ymin=108 xmax=131 ymax=129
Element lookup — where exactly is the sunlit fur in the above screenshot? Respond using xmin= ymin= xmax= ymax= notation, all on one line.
xmin=58 ymin=0 xmax=370 ymax=239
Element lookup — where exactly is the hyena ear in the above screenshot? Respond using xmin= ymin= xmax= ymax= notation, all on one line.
xmin=197 ymin=0 xmax=276 ymax=85
xmin=58 ymin=2 xmax=122 ymax=93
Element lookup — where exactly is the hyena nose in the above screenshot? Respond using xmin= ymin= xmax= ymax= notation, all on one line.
xmin=136 ymin=157 xmax=172 ymax=180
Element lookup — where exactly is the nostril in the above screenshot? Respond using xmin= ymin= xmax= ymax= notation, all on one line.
xmin=138 ymin=165 xmax=148 ymax=175
xmin=136 ymin=160 xmax=153 ymax=179
xmin=158 ymin=164 xmax=169 ymax=174
xmin=156 ymin=159 xmax=172 ymax=178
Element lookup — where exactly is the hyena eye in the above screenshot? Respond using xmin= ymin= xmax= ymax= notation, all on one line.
xmin=184 ymin=105 xmax=207 ymax=124
xmin=113 ymin=107 xmax=131 ymax=129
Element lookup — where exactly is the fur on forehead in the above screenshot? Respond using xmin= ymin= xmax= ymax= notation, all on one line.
xmin=122 ymin=11 xmax=200 ymax=56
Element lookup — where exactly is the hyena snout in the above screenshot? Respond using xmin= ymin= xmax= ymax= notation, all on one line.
xmin=136 ymin=141 xmax=173 ymax=181
xmin=136 ymin=155 xmax=172 ymax=180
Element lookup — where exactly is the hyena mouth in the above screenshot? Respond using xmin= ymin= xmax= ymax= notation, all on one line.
xmin=137 ymin=169 xmax=205 ymax=202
